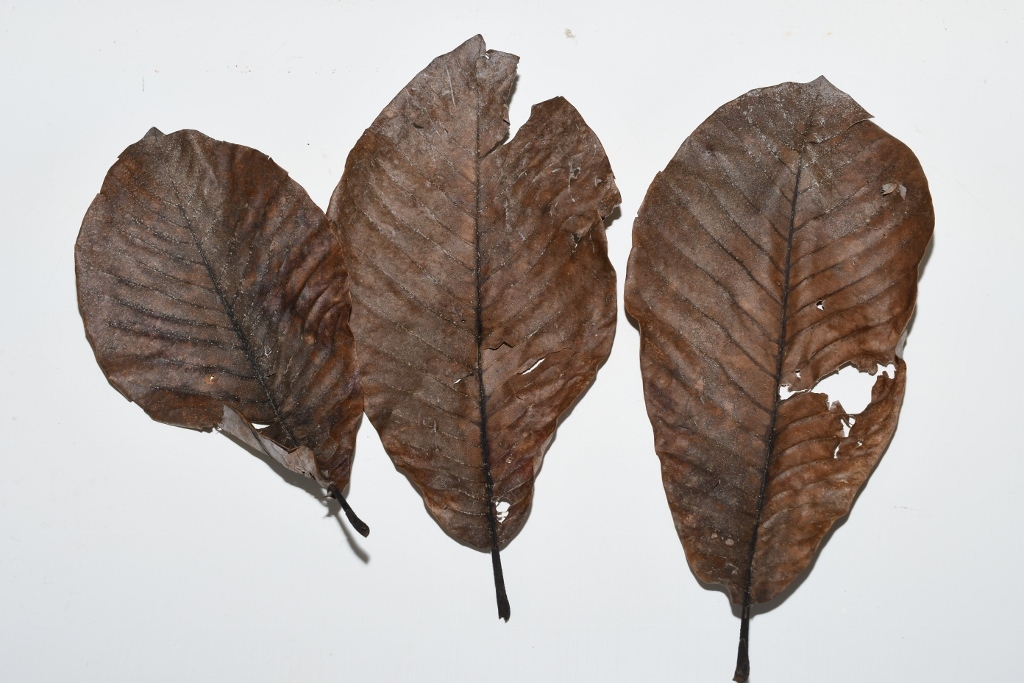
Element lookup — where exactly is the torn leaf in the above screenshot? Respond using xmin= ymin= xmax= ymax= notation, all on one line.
xmin=623 ymin=77 xmax=933 ymax=680
xmin=328 ymin=35 xmax=620 ymax=618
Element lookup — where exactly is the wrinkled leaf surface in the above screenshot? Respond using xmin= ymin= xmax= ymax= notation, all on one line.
xmin=328 ymin=36 xmax=620 ymax=615
xmin=76 ymin=129 xmax=363 ymax=508
xmin=623 ymin=77 xmax=933 ymax=679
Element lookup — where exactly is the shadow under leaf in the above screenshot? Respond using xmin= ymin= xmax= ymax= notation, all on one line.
xmin=220 ymin=430 xmax=370 ymax=564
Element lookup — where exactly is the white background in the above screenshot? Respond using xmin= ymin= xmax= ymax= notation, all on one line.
xmin=1 ymin=1 xmax=1020 ymax=681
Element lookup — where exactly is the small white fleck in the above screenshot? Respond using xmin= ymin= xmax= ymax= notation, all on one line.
xmin=725 ymin=538 xmax=735 ymax=547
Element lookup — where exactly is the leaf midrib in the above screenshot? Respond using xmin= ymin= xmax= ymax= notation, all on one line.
xmin=168 ymin=166 xmax=299 ymax=449
xmin=469 ymin=55 xmax=510 ymax=621
xmin=472 ymin=87 xmax=499 ymax=545
xmin=740 ymin=91 xmax=836 ymax=610
xmin=740 ymin=159 xmax=803 ymax=608
xmin=732 ymin=114 xmax=812 ymax=680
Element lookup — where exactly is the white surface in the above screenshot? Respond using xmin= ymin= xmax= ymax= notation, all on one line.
xmin=1 ymin=1 xmax=1020 ymax=681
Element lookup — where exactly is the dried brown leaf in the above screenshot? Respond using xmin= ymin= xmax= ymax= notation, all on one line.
xmin=623 ymin=77 xmax=933 ymax=679
xmin=328 ymin=36 xmax=620 ymax=618
xmin=76 ymin=128 xmax=366 ymax=532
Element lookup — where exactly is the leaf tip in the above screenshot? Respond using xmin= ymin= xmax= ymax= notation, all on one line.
xmin=456 ymin=33 xmax=487 ymax=57
xmin=800 ymin=75 xmax=873 ymax=142
xmin=808 ymin=74 xmax=832 ymax=88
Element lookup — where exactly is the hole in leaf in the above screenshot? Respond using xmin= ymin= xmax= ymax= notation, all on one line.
xmin=813 ymin=363 xmax=895 ymax=415
xmin=816 ymin=300 xmax=824 ymax=310
xmin=521 ymin=357 xmax=545 ymax=375
xmin=495 ymin=499 xmax=510 ymax=523
xmin=778 ymin=363 xmax=897 ymax=414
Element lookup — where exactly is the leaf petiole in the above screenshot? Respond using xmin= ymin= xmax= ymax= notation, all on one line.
xmin=734 ymin=604 xmax=751 ymax=682
xmin=328 ymin=485 xmax=370 ymax=538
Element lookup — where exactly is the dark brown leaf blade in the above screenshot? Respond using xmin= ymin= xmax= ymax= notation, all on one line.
xmin=623 ymin=78 xmax=933 ymax=679
xmin=328 ymin=35 xmax=620 ymax=618
xmin=76 ymin=128 xmax=366 ymax=533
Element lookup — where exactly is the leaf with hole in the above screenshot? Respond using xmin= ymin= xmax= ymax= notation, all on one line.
xmin=76 ymin=128 xmax=367 ymax=533
xmin=328 ymin=35 xmax=620 ymax=619
xmin=623 ymin=77 xmax=933 ymax=680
